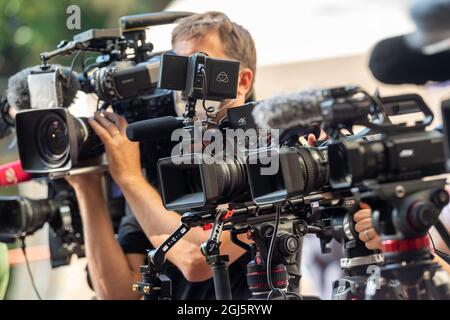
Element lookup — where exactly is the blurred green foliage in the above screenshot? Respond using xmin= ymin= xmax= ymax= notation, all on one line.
xmin=0 ymin=0 xmax=171 ymax=90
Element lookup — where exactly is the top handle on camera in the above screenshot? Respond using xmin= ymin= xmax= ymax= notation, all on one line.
xmin=321 ymin=87 xmax=435 ymax=137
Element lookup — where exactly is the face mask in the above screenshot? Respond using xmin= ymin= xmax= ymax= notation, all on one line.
xmin=174 ymin=91 xmax=234 ymax=121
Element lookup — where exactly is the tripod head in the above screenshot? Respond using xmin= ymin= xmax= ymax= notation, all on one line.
xmin=310 ymin=193 xmax=384 ymax=272
xmin=302 ymin=192 xmax=386 ymax=300
xmin=360 ymin=178 xmax=450 ymax=299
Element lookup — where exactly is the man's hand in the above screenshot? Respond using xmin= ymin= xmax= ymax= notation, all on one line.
xmin=354 ymin=202 xmax=382 ymax=250
xmin=88 ymin=111 xmax=143 ymax=188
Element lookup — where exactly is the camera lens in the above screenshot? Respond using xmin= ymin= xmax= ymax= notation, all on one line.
xmin=45 ymin=120 xmax=67 ymax=155
xmin=296 ymin=147 xmax=329 ymax=195
xmin=213 ymin=158 xmax=247 ymax=199
xmin=158 ymin=154 xmax=248 ymax=211
xmin=328 ymin=140 xmax=386 ymax=188
xmin=37 ymin=113 xmax=69 ymax=166
xmin=186 ymin=168 xmax=203 ymax=193
xmin=73 ymin=117 xmax=104 ymax=160
xmin=0 ymin=197 xmax=56 ymax=238
xmin=0 ymin=200 xmax=22 ymax=237
xmin=247 ymin=146 xmax=329 ymax=205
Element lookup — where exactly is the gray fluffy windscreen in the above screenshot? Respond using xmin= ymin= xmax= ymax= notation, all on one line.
xmin=252 ymin=89 xmax=324 ymax=129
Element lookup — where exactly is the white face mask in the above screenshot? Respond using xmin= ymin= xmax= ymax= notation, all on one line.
xmin=174 ymin=91 xmax=233 ymax=121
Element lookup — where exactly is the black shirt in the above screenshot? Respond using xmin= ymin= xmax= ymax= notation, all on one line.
xmin=117 ymin=204 xmax=252 ymax=300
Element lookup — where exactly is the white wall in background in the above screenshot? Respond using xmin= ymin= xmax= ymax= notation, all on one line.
xmin=150 ymin=0 xmax=415 ymax=66
xmin=148 ymin=0 xmax=448 ymax=126
xmin=254 ymin=54 xmax=450 ymax=127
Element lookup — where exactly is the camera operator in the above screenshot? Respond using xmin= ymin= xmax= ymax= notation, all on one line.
xmin=66 ymin=12 xmax=257 ymax=300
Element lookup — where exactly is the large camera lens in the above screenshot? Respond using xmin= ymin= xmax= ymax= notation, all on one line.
xmin=296 ymin=147 xmax=329 ymax=194
xmin=247 ymin=146 xmax=329 ymax=205
xmin=0 ymin=197 xmax=57 ymax=239
xmin=213 ymin=157 xmax=248 ymax=199
xmin=0 ymin=200 xmax=22 ymax=237
xmin=45 ymin=119 xmax=68 ymax=156
xmin=93 ymin=59 xmax=160 ymax=102
xmin=37 ymin=113 xmax=70 ymax=167
xmin=17 ymin=108 xmax=104 ymax=173
xmin=34 ymin=111 xmax=103 ymax=169
xmin=158 ymin=154 xmax=248 ymax=211
xmin=328 ymin=139 xmax=387 ymax=188
xmin=73 ymin=117 xmax=104 ymax=160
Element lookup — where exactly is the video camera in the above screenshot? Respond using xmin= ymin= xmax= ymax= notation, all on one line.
xmin=16 ymin=108 xmax=104 ymax=173
xmin=11 ymin=12 xmax=194 ymax=174
xmin=248 ymin=85 xmax=450 ymax=299
xmin=327 ymin=93 xmax=446 ymax=189
xmin=0 ymin=177 xmax=124 ymax=268
xmin=137 ymin=83 xmax=450 ymax=300
xmin=0 ymin=179 xmax=84 ymax=268
xmin=124 ymin=49 xmax=242 ymax=211
xmin=154 ymin=102 xmax=257 ymax=212
xmin=14 ymin=26 xmax=241 ymax=175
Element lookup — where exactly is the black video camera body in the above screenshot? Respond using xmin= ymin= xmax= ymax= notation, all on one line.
xmin=13 ymin=14 xmax=183 ymax=174
xmin=14 ymin=12 xmax=242 ymax=175
xmin=156 ymin=103 xmax=255 ymax=212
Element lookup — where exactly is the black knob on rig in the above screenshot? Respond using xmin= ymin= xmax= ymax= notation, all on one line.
xmin=278 ymin=234 xmax=300 ymax=256
xmin=408 ymin=201 xmax=439 ymax=231
xmin=406 ymin=188 xmax=448 ymax=234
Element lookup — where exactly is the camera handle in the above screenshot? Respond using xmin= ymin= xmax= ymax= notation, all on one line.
xmin=40 ymin=41 xmax=86 ymax=65
xmin=133 ymin=210 xmax=217 ymax=300
xmin=200 ymin=209 xmax=233 ymax=300
xmin=48 ymin=164 xmax=108 ymax=180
